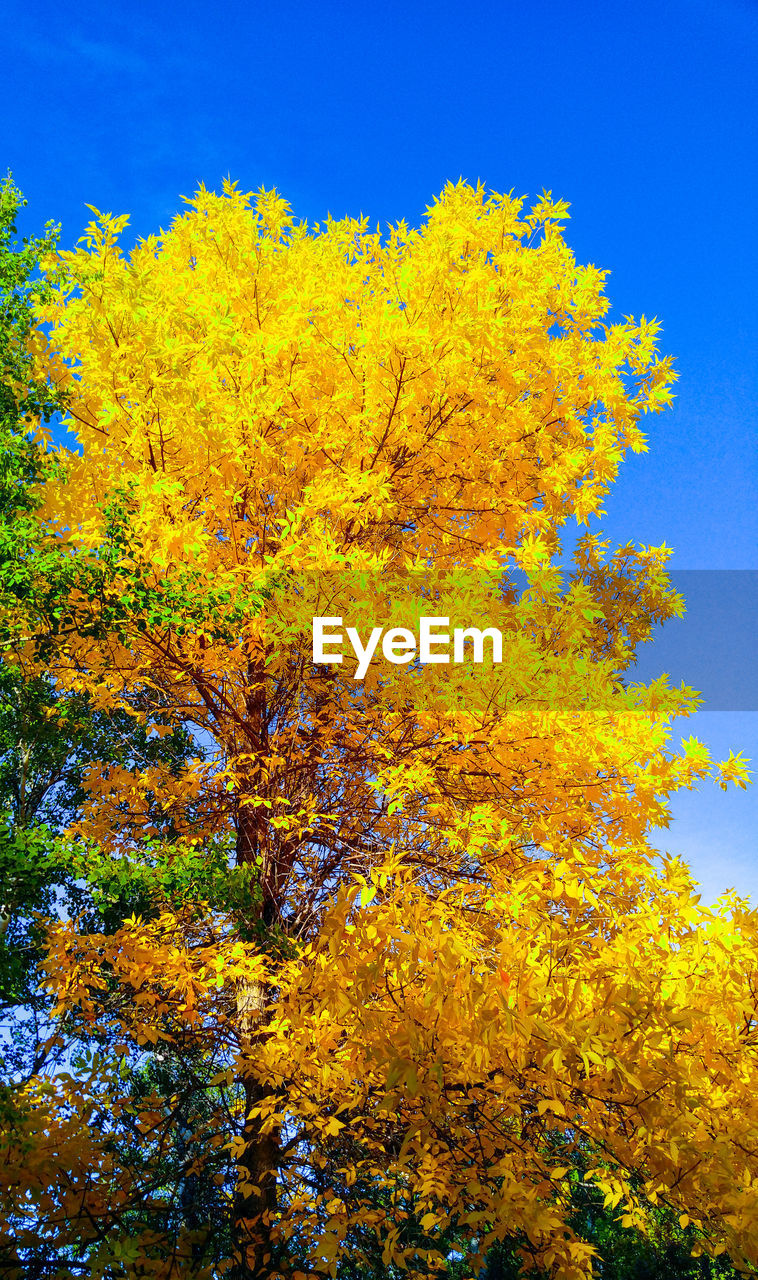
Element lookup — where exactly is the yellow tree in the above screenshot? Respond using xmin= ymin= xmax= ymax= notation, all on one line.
xmin=9 ymin=180 xmax=757 ymax=1278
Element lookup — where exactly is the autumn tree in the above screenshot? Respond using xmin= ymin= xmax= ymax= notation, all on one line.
xmin=4 ymin=179 xmax=757 ymax=1280
xmin=0 ymin=181 xmax=238 ymax=1280
xmin=0 ymin=174 xmax=205 ymax=1087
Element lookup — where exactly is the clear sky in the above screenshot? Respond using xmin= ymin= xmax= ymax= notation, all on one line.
xmin=3 ymin=0 xmax=756 ymax=903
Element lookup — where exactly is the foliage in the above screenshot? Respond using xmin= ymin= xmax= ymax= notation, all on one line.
xmin=0 ymin=180 xmax=209 ymax=1101
xmin=0 ymin=175 xmax=76 ymax=1090
xmin=0 ymin=172 xmax=64 ymax=425
xmin=0 ymin=178 xmax=755 ymax=1280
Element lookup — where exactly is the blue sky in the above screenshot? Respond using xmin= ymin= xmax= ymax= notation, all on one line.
xmin=3 ymin=0 xmax=756 ymax=903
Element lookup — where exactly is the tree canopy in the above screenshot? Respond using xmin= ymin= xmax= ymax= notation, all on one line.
xmin=1 ymin=178 xmax=756 ymax=1280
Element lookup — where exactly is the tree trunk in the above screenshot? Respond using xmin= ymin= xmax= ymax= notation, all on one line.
xmin=230 ymin=1073 xmax=281 ymax=1279
xmin=231 ymin=656 xmax=282 ymax=1278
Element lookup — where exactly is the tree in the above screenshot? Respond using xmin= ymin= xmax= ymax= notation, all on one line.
xmin=0 ymin=176 xmax=205 ymax=1089
xmin=5 ymin=179 xmax=757 ymax=1279
xmin=0 ymin=182 xmax=238 ymax=1280
xmin=0 ymin=173 xmax=75 ymax=1089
